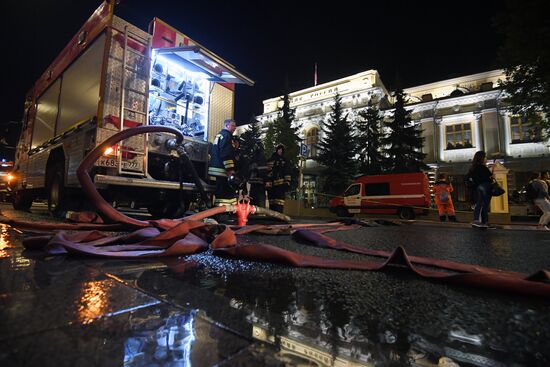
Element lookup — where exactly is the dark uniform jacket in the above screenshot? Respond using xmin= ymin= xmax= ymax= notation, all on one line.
xmin=208 ymin=129 xmax=235 ymax=178
xmin=267 ymin=153 xmax=291 ymax=187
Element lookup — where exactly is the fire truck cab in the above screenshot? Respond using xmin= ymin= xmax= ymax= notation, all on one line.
xmin=329 ymin=172 xmax=431 ymax=219
xmin=11 ymin=2 xmax=253 ymax=217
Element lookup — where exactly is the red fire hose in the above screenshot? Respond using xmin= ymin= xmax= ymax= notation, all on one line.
xmin=3 ymin=126 xmax=549 ymax=298
xmin=77 ymin=125 xmax=184 ymax=228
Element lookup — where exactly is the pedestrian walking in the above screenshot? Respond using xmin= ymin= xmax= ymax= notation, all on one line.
xmin=208 ymin=119 xmax=237 ymax=207
xmin=433 ymin=173 xmax=457 ymax=222
xmin=528 ymin=172 xmax=550 ymax=230
xmin=467 ymin=151 xmax=493 ymax=228
xmin=266 ymin=144 xmax=291 ymax=213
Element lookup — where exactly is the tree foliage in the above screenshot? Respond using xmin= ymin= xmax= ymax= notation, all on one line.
xmin=355 ymin=104 xmax=385 ymax=175
xmin=381 ymin=88 xmax=427 ymax=173
xmin=263 ymin=121 xmax=276 ymax=159
xmin=263 ymin=93 xmax=301 ymax=171
xmin=315 ymin=94 xmax=357 ymax=194
xmin=496 ymin=0 xmax=550 ymax=133
xmin=240 ymin=115 xmax=263 ymax=161
xmin=261 ymin=93 xmax=301 ymax=189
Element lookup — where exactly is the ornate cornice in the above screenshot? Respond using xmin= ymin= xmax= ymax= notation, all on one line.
xmin=435 ymin=90 xmax=502 ymax=109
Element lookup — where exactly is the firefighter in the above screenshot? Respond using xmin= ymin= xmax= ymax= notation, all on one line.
xmin=266 ymin=144 xmax=291 ymax=213
xmin=248 ymin=142 xmax=268 ymax=207
xmin=208 ymin=119 xmax=237 ymax=206
xmin=433 ymin=173 xmax=457 ymax=222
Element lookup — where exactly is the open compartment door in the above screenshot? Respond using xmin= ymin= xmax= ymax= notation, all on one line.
xmin=154 ymin=46 xmax=254 ymax=86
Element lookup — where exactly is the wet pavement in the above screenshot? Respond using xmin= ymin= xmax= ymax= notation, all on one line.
xmin=1 ymin=203 xmax=550 ymax=366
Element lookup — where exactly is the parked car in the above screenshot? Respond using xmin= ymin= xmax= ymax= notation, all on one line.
xmin=329 ymin=172 xmax=431 ymax=219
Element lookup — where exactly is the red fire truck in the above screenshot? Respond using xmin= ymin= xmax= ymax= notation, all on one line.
xmin=11 ymin=1 xmax=253 ymax=217
xmin=329 ymin=172 xmax=431 ymax=219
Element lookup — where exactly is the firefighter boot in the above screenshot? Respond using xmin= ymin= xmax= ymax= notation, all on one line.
xmin=439 ymin=215 xmax=447 ymax=222
xmin=449 ymin=216 xmax=457 ymax=222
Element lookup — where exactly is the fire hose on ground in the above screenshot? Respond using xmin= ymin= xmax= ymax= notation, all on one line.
xmin=1 ymin=126 xmax=549 ymax=298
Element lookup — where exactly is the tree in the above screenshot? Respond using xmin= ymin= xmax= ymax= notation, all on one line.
xmin=315 ymin=94 xmax=357 ymax=194
xmin=381 ymin=88 xmax=427 ymax=173
xmin=263 ymin=93 xmax=302 ymax=186
xmin=355 ymin=104 xmax=385 ymax=175
xmin=496 ymin=0 xmax=550 ymax=134
xmin=240 ymin=115 xmax=263 ymax=161
xmin=263 ymin=121 xmax=277 ymax=158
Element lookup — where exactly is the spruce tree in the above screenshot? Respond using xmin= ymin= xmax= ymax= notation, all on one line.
xmin=355 ymin=104 xmax=385 ymax=175
xmin=381 ymin=88 xmax=427 ymax=173
xmin=277 ymin=94 xmax=301 ymax=170
xmin=240 ymin=115 xmax=263 ymax=161
xmin=315 ymin=94 xmax=357 ymax=194
xmin=263 ymin=121 xmax=276 ymax=158
xmin=264 ymin=93 xmax=301 ymax=183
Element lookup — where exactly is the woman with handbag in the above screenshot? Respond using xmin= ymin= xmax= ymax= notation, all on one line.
xmin=467 ymin=151 xmax=494 ymax=228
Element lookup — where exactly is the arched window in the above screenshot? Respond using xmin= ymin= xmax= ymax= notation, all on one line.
xmin=305 ymin=127 xmax=319 ymax=158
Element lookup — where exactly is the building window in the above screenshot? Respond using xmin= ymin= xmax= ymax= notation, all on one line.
xmin=305 ymin=127 xmax=319 ymax=158
xmin=510 ymin=115 xmax=542 ymax=143
xmin=445 ymin=123 xmax=473 ymax=150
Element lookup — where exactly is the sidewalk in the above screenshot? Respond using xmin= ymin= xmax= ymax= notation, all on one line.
xmin=288 ymin=207 xmax=545 ymax=231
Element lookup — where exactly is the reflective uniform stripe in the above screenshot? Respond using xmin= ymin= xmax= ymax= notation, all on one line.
xmin=223 ymin=160 xmax=234 ymax=169
xmin=214 ymin=198 xmax=237 ymax=206
xmin=208 ymin=167 xmax=227 ymax=177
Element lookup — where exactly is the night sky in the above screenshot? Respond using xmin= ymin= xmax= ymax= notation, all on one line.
xmin=2 ymin=0 xmax=507 ymax=157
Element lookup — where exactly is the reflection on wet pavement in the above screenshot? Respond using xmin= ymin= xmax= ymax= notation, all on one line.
xmin=1 ymin=214 xmax=550 ymax=366
xmin=0 ymin=224 xmax=14 ymax=259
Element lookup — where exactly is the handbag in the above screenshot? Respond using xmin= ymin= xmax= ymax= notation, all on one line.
xmin=491 ymin=180 xmax=505 ymax=197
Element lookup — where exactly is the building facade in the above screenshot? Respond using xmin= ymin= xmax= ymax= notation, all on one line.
xmin=236 ymin=69 xmax=549 ymax=209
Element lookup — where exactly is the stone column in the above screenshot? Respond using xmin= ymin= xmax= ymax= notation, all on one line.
xmin=474 ymin=113 xmax=484 ymax=152
xmin=434 ymin=117 xmax=443 ymax=162
xmin=499 ymin=111 xmax=510 ymax=156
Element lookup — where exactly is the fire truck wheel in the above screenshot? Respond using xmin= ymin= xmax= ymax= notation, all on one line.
xmin=47 ymin=164 xmax=66 ymax=216
xmin=12 ymin=190 xmax=33 ymax=211
xmin=336 ymin=206 xmax=352 ymax=217
xmin=398 ymin=207 xmax=415 ymax=220
xmin=147 ymin=200 xmax=183 ymax=219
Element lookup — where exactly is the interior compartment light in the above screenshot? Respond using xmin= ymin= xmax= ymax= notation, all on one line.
xmin=154 ymin=54 xmax=212 ymax=81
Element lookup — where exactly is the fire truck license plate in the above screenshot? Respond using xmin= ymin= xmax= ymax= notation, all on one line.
xmin=96 ymin=158 xmax=142 ymax=170
xmin=97 ymin=157 xmax=118 ymax=167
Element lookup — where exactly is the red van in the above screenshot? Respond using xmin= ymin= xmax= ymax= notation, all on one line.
xmin=329 ymin=172 xmax=431 ymax=219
